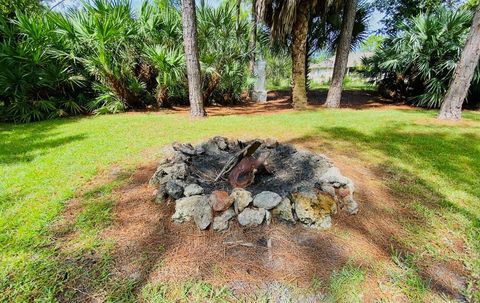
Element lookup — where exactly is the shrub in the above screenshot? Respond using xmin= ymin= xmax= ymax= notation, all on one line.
xmin=363 ymin=8 xmax=480 ymax=108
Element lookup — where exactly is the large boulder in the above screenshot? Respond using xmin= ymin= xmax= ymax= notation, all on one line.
xmin=291 ymin=189 xmax=336 ymax=229
xmin=172 ymin=195 xmax=206 ymax=223
xmin=253 ymin=191 xmax=282 ymax=210
xmin=194 ymin=196 xmax=213 ymax=230
xmin=213 ymin=208 xmax=236 ymax=231
xmin=271 ymin=197 xmax=295 ymax=223
xmin=230 ymin=188 xmax=253 ymax=213
xmin=237 ymin=208 xmax=266 ymax=227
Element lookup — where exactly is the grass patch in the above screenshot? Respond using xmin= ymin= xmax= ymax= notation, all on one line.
xmin=141 ymin=281 xmax=233 ymax=303
xmin=329 ymin=262 xmax=366 ymax=303
xmin=389 ymin=250 xmax=430 ymax=301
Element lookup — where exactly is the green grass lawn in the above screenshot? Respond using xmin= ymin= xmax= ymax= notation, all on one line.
xmin=1 ymin=107 xmax=479 ymax=301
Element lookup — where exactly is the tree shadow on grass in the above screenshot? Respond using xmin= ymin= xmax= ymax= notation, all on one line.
xmin=0 ymin=118 xmax=86 ymax=165
xmin=310 ymin=124 xmax=480 ymax=221
xmin=288 ymin=124 xmax=480 ymax=300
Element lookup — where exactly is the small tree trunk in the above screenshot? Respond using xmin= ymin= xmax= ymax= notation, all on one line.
xmin=438 ymin=4 xmax=480 ymax=120
xmin=248 ymin=0 xmax=257 ymax=74
xmin=182 ymin=0 xmax=206 ymax=117
xmin=203 ymin=72 xmax=220 ymax=103
xmin=324 ymin=0 xmax=357 ymax=108
xmin=291 ymin=0 xmax=309 ymax=109
xmin=156 ymin=85 xmax=169 ymax=108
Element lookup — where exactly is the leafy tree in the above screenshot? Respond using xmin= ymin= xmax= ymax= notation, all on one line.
xmin=360 ymin=34 xmax=384 ymax=52
xmin=363 ymin=8 xmax=478 ymax=108
xmin=373 ymin=0 xmax=460 ymax=35
xmin=52 ymin=0 xmax=144 ymax=112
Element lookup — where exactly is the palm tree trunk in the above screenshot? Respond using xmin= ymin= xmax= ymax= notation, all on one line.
xmin=105 ymin=74 xmax=141 ymax=108
xmin=438 ymin=4 xmax=480 ymax=120
xmin=291 ymin=0 xmax=309 ymax=109
xmin=324 ymin=0 xmax=357 ymax=108
xmin=248 ymin=0 xmax=257 ymax=74
xmin=156 ymin=85 xmax=169 ymax=108
xmin=182 ymin=0 xmax=206 ymax=117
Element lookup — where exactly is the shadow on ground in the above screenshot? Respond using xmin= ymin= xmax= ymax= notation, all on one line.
xmin=0 ymin=118 xmax=86 ymax=164
xmin=54 ymin=123 xmax=479 ymax=302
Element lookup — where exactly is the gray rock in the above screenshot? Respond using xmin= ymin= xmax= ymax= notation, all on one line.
xmin=172 ymin=142 xmax=196 ymax=155
xmin=212 ymin=136 xmax=228 ymax=150
xmin=165 ymin=180 xmax=184 ymax=199
xmin=162 ymin=162 xmax=188 ymax=180
xmin=237 ymin=208 xmax=266 ymax=227
xmin=231 ymin=188 xmax=253 ymax=213
xmin=193 ymin=196 xmax=213 ymax=230
xmin=183 ymin=183 xmax=204 ymax=196
xmin=227 ymin=139 xmax=240 ymax=150
xmin=345 ymin=196 xmax=359 ymax=215
xmin=271 ymin=197 xmax=295 ymax=223
xmin=172 ymin=195 xmax=205 ymax=223
xmin=213 ymin=208 xmax=236 ymax=231
xmin=154 ymin=185 xmax=167 ymax=204
xmin=253 ymin=191 xmax=282 ymax=209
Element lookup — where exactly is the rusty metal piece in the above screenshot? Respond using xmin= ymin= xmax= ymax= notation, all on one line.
xmin=228 ymin=152 xmax=270 ymax=188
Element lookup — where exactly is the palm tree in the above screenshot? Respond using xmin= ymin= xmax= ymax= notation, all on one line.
xmin=181 ymin=0 xmax=206 ymax=117
xmin=257 ymin=0 xmax=342 ymax=109
xmin=138 ymin=0 xmax=184 ymax=108
xmin=52 ymin=0 xmax=142 ymax=109
xmin=324 ymin=0 xmax=357 ymax=108
xmin=438 ymin=3 xmax=480 ymax=120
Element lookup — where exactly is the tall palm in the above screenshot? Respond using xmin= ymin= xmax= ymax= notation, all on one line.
xmin=257 ymin=0 xmax=337 ymax=109
xmin=182 ymin=0 xmax=206 ymax=117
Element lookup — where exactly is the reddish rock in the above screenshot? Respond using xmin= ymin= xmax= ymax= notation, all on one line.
xmin=209 ymin=190 xmax=234 ymax=212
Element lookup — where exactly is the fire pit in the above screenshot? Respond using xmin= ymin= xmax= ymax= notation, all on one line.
xmin=150 ymin=137 xmax=358 ymax=231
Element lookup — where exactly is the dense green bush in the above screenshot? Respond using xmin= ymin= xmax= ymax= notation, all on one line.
xmin=363 ymin=8 xmax=480 ymax=108
xmin=0 ymin=0 xmax=252 ymax=122
xmin=0 ymin=12 xmax=86 ymax=122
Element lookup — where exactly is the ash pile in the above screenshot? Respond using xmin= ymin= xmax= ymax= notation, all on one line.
xmin=150 ymin=137 xmax=358 ymax=231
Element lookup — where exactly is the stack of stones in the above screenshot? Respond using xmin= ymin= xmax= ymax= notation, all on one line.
xmin=150 ymin=137 xmax=358 ymax=231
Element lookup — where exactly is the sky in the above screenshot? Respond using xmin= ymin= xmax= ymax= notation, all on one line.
xmin=50 ymin=0 xmax=385 ymax=34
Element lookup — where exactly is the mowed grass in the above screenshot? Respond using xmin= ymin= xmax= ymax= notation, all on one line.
xmin=1 ymin=107 xmax=480 ymax=301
